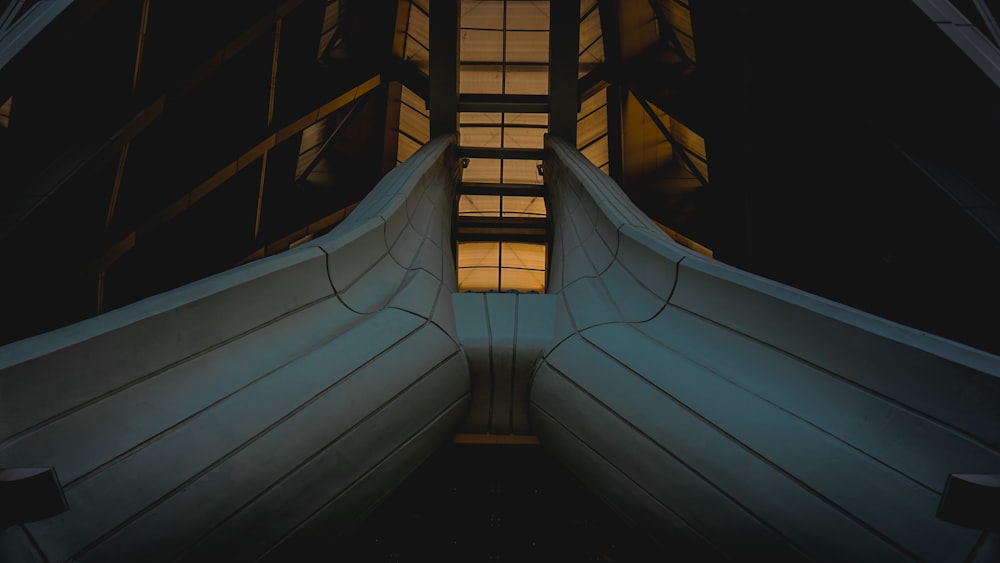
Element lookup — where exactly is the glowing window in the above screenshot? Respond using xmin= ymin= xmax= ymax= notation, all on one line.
xmin=457 ymin=241 xmax=547 ymax=293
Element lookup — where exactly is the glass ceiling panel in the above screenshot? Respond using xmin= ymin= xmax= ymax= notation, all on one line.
xmin=455 ymin=0 xmax=550 ymax=295
xmin=463 ymin=158 xmax=502 ymax=182
xmin=457 ymin=195 xmax=547 ymax=217
xmin=501 ymin=269 xmax=545 ymax=293
xmin=582 ymin=137 xmax=609 ymax=169
xmin=402 ymin=86 xmax=428 ymax=115
xmin=460 ymin=126 xmax=502 ymax=147
xmin=408 ymin=4 xmax=430 ymax=49
xmin=506 ymin=31 xmax=549 ymax=63
xmin=503 ymin=127 xmax=545 ymax=149
xmin=459 ymin=241 xmax=501 ymax=265
xmin=579 ymin=1 xmax=603 ymax=76
xmin=318 ymin=1 xmax=341 ymax=58
xmin=457 ymin=242 xmax=546 ymax=293
xmin=579 ymin=87 xmax=606 ymax=117
xmin=461 ymin=29 xmax=504 ymax=61
xmin=459 ymin=195 xmax=502 ymax=216
xmin=502 ymin=241 xmax=546 ymax=271
xmin=459 ymin=268 xmax=501 ymax=292
xmin=397 ymin=134 xmax=421 ymax=164
xmin=671 ymin=117 xmax=706 ymax=161
xmin=506 ymin=2 xmax=549 ymax=30
xmin=579 ymin=8 xmax=602 ymax=56
xmin=400 ymin=106 xmax=430 ymax=143
xmin=504 ymin=113 xmax=548 ymax=126
xmin=461 ymin=0 xmax=503 ymax=29
xmin=578 ymin=109 xmax=607 ymax=148
xmin=504 ymin=65 xmax=549 ymax=94
xmin=461 ymin=65 xmax=504 ymax=94
xmin=503 ymin=159 xmax=543 ymax=184
xmin=502 ymin=196 xmax=546 ymax=217
xmin=461 ymin=112 xmax=502 ymax=125
xmin=676 ymin=32 xmax=696 ymax=62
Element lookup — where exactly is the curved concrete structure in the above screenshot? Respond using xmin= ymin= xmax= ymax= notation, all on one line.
xmin=0 ymin=135 xmax=469 ymax=562
xmin=530 ymin=135 xmax=1000 ymax=562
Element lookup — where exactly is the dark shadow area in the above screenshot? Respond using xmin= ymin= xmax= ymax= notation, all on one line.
xmin=338 ymin=443 xmax=664 ymax=562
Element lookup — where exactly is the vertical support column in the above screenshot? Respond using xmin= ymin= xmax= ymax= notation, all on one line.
xmin=430 ymin=0 xmax=459 ymax=138
xmin=549 ymin=0 xmax=580 ymax=144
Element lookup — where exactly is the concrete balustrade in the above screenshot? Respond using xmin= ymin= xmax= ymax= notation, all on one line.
xmin=0 ymin=135 xmax=469 ymax=562
xmin=531 ymin=135 xmax=1000 ymax=562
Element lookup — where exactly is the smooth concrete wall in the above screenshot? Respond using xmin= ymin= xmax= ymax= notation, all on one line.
xmin=0 ymin=135 xmax=469 ymax=562
xmin=530 ymin=135 xmax=1000 ymax=562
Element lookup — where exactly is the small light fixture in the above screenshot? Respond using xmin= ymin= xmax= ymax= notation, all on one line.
xmin=936 ymin=473 xmax=1000 ymax=531
xmin=0 ymin=467 xmax=69 ymax=528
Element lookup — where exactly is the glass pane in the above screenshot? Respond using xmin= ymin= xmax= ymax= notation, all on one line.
xmin=579 ymin=87 xmax=606 ymax=117
xmin=667 ymin=1 xmax=694 ymax=36
xmin=459 ymin=268 xmax=500 ymax=292
xmin=461 ymin=64 xmax=503 ymax=94
xmin=502 ymin=242 xmax=546 ymax=271
xmin=580 ymin=40 xmax=604 ymax=76
xmin=461 ymin=29 xmax=503 ymax=61
xmin=400 ymin=105 xmax=430 ymax=143
xmin=506 ymin=1 xmax=549 ymax=30
xmin=461 ymin=126 xmax=502 ymax=147
xmin=502 ymin=196 xmax=546 ymax=217
xmin=461 ymin=0 xmax=503 ymax=29
xmin=500 ymin=242 xmax=547 ymax=292
xmin=459 ymin=195 xmax=501 ymax=216
xmin=677 ymin=32 xmax=696 ymax=62
xmin=463 ymin=158 xmax=501 ymax=182
xmin=506 ymin=31 xmax=549 ymax=63
xmin=460 ymin=112 xmax=502 ymax=125
xmin=580 ymin=9 xmax=602 ymax=58
xmin=577 ymin=108 xmax=607 ymax=148
xmin=500 ymin=269 xmax=546 ymax=293
xmin=401 ymin=85 xmax=428 ymax=116
xmin=503 ymin=127 xmax=545 ymax=149
xmin=502 ymin=159 xmax=543 ymax=184
xmin=505 ymin=65 xmax=548 ymax=94
xmin=458 ymin=241 xmax=500 ymax=267
xmin=404 ymin=41 xmax=430 ymax=75
xmin=408 ymin=5 xmax=430 ymax=49
xmin=582 ymin=136 xmax=609 ymax=168
xmin=670 ymin=117 xmax=706 ymax=160
xmin=504 ymin=113 xmax=547 ymax=126
xmin=397 ymin=134 xmax=421 ymax=163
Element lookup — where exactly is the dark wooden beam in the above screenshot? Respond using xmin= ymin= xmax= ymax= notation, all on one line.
xmin=549 ymin=0 xmax=580 ymax=143
xmin=430 ymin=0 xmax=459 ymax=137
